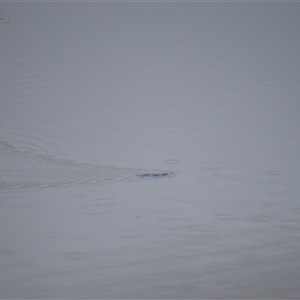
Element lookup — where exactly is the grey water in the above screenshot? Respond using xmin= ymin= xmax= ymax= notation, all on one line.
xmin=1 ymin=3 xmax=300 ymax=299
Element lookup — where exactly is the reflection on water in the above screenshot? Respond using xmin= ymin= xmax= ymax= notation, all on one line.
xmin=0 ymin=141 xmax=173 ymax=188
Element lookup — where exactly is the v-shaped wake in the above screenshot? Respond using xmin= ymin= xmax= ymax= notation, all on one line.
xmin=0 ymin=141 xmax=174 ymax=188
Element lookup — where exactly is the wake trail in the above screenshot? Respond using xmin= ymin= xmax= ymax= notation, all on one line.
xmin=0 ymin=141 xmax=175 ymax=188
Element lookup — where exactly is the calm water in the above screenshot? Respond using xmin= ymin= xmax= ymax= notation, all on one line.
xmin=1 ymin=3 xmax=300 ymax=299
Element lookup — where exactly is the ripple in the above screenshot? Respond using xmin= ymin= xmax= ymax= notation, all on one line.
xmin=292 ymin=207 xmax=300 ymax=214
xmin=0 ymin=249 xmax=14 ymax=256
xmin=196 ymin=170 xmax=220 ymax=178
xmin=18 ymin=201 xmax=38 ymax=208
xmin=115 ymin=229 xmax=145 ymax=239
xmin=0 ymin=130 xmax=66 ymax=157
xmin=171 ymin=197 xmax=199 ymax=204
xmin=218 ymin=168 xmax=250 ymax=180
xmin=251 ymin=215 xmax=270 ymax=222
xmin=262 ymin=202 xmax=274 ymax=208
xmin=64 ymin=252 xmax=87 ymax=260
xmin=259 ymin=180 xmax=290 ymax=194
xmin=265 ymin=169 xmax=280 ymax=176
xmin=94 ymin=197 xmax=116 ymax=206
xmin=216 ymin=213 xmax=235 ymax=220
xmin=217 ymin=100 xmax=228 ymax=105
xmin=279 ymin=220 xmax=300 ymax=230
xmin=196 ymin=164 xmax=250 ymax=180
xmin=78 ymin=194 xmax=87 ymax=198
xmin=165 ymin=159 xmax=179 ymax=165
xmin=198 ymin=228 xmax=219 ymax=237
xmin=78 ymin=204 xmax=112 ymax=215
xmin=162 ymin=130 xmax=178 ymax=138
xmin=198 ymin=161 xmax=226 ymax=170
xmin=196 ymin=164 xmax=222 ymax=177
xmin=289 ymin=290 xmax=300 ymax=298
xmin=158 ymin=218 xmax=195 ymax=231
xmin=185 ymin=225 xmax=219 ymax=239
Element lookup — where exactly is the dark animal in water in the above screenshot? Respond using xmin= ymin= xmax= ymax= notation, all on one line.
xmin=138 ymin=172 xmax=170 ymax=178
